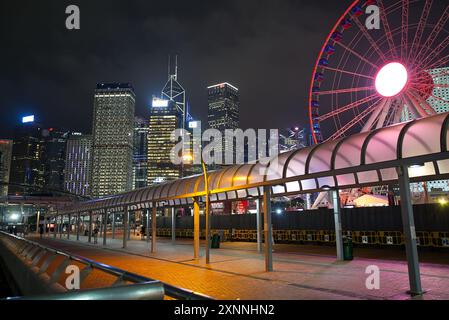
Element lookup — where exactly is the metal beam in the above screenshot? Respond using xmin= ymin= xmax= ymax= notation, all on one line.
xmin=397 ymin=165 xmax=423 ymax=296
xmin=263 ymin=186 xmax=273 ymax=271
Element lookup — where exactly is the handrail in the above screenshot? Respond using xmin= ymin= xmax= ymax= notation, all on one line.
xmin=0 ymin=231 xmax=213 ymax=300
xmin=6 ymin=281 xmax=165 ymax=300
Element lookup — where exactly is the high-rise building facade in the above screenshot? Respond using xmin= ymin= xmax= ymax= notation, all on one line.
xmin=427 ymin=66 xmax=449 ymax=113
xmin=147 ymin=98 xmax=183 ymax=184
xmin=207 ymin=82 xmax=240 ymax=164
xmin=91 ymin=83 xmax=135 ymax=197
xmin=0 ymin=140 xmax=13 ymax=197
xmin=64 ymin=133 xmax=92 ymax=197
xmin=9 ymin=119 xmax=45 ymax=195
xmin=133 ymin=117 xmax=148 ymax=189
xmin=42 ymin=128 xmax=71 ymax=192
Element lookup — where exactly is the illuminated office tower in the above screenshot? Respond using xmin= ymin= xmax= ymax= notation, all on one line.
xmin=133 ymin=117 xmax=148 ymax=189
xmin=9 ymin=116 xmax=45 ymax=195
xmin=43 ymin=127 xmax=71 ymax=192
xmin=147 ymin=98 xmax=183 ymax=185
xmin=64 ymin=133 xmax=92 ymax=197
xmin=0 ymin=139 xmax=13 ymax=197
xmin=90 ymin=83 xmax=135 ymax=197
xmin=207 ymin=82 xmax=240 ymax=165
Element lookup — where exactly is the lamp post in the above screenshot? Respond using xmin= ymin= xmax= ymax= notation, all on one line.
xmin=183 ymin=151 xmax=211 ymax=264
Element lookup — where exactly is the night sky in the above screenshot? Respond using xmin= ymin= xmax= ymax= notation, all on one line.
xmin=0 ymin=0 xmax=352 ymax=138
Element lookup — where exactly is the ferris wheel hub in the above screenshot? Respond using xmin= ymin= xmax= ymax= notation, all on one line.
xmin=375 ymin=62 xmax=409 ymax=98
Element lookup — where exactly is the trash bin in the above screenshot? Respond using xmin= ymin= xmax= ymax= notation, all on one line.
xmin=343 ymin=236 xmax=353 ymax=261
xmin=211 ymin=233 xmax=221 ymax=249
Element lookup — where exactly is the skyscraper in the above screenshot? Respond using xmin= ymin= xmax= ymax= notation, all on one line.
xmin=133 ymin=116 xmax=148 ymax=189
xmin=207 ymin=82 xmax=240 ymax=164
xmin=0 ymin=140 xmax=13 ymax=197
xmin=147 ymin=98 xmax=183 ymax=184
xmin=9 ymin=117 xmax=45 ymax=195
xmin=90 ymin=83 xmax=135 ymax=197
xmin=42 ymin=127 xmax=71 ymax=192
xmin=64 ymin=133 xmax=92 ymax=197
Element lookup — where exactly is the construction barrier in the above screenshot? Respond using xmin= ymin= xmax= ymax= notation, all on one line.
xmin=155 ymin=228 xmax=449 ymax=248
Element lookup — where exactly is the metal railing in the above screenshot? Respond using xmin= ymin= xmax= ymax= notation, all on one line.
xmin=0 ymin=231 xmax=213 ymax=300
xmin=6 ymin=281 xmax=165 ymax=300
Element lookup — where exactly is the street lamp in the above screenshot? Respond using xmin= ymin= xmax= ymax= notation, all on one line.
xmin=182 ymin=151 xmax=211 ymax=264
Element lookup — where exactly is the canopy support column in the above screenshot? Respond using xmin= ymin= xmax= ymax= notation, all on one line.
xmin=193 ymin=199 xmax=200 ymax=260
xmin=331 ymin=190 xmax=344 ymax=261
xmin=263 ymin=186 xmax=273 ymax=272
xmin=151 ymin=204 xmax=157 ymax=253
xmin=112 ymin=213 xmax=116 ymax=239
xmin=67 ymin=214 xmax=71 ymax=240
xmin=76 ymin=212 xmax=80 ymax=241
xmin=59 ymin=215 xmax=63 ymax=239
xmin=88 ymin=212 xmax=93 ymax=243
xmin=171 ymin=207 xmax=176 ymax=245
xmin=103 ymin=211 xmax=107 ymax=246
xmin=123 ymin=207 xmax=129 ymax=249
xmin=53 ymin=216 xmax=57 ymax=238
xmin=256 ymin=198 xmax=262 ymax=253
xmin=397 ymin=165 xmax=423 ymax=296
xmin=127 ymin=212 xmax=131 ymax=240
xmin=146 ymin=209 xmax=150 ymax=243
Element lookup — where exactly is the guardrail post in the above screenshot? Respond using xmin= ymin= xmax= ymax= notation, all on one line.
xmin=263 ymin=186 xmax=273 ymax=272
xmin=193 ymin=198 xmax=200 ymax=260
xmin=171 ymin=207 xmax=176 ymax=245
xmin=76 ymin=213 xmax=80 ymax=241
xmin=88 ymin=211 xmax=93 ymax=243
xmin=256 ymin=198 xmax=262 ymax=253
xmin=103 ymin=211 xmax=107 ymax=246
xmin=151 ymin=203 xmax=157 ymax=253
xmin=123 ymin=207 xmax=128 ymax=249
xmin=397 ymin=165 xmax=423 ymax=296
xmin=331 ymin=190 xmax=343 ymax=261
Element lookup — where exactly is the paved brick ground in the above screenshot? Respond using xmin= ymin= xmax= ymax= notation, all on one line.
xmin=29 ymin=233 xmax=449 ymax=300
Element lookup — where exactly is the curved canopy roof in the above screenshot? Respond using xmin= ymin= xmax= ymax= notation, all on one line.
xmin=57 ymin=112 xmax=449 ymax=215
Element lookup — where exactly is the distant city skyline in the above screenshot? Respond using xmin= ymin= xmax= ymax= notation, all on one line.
xmin=0 ymin=0 xmax=350 ymax=139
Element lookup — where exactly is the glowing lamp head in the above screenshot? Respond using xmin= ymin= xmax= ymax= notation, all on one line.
xmin=375 ymin=62 xmax=408 ymax=97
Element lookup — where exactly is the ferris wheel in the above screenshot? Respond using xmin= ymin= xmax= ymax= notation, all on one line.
xmin=309 ymin=0 xmax=449 ymax=144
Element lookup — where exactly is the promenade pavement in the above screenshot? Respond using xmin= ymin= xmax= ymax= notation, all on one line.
xmin=29 ymin=233 xmax=449 ymax=300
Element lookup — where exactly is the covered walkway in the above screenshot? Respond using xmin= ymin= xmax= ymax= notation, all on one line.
xmin=49 ymin=112 xmax=449 ymax=296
